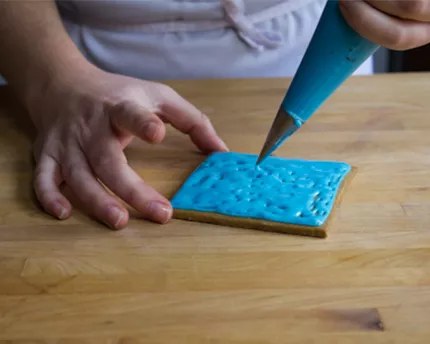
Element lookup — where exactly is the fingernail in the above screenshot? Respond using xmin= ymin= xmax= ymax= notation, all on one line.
xmin=107 ymin=206 xmax=125 ymax=229
xmin=147 ymin=201 xmax=172 ymax=224
xmin=54 ymin=202 xmax=67 ymax=220
xmin=144 ymin=122 xmax=160 ymax=142
xmin=220 ymin=139 xmax=229 ymax=152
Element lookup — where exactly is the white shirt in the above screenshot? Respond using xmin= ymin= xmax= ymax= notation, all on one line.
xmin=56 ymin=0 xmax=373 ymax=80
xmin=0 ymin=0 xmax=373 ymax=85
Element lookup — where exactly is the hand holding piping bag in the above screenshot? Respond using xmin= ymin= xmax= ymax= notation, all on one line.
xmin=339 ymin=0 xmax=430 ymax=50
xmin=257 ymin=0 xmax=430 ymax=163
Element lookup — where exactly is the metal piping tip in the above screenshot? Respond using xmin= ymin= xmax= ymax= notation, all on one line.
xmin=256 ymin=107 xmax=300 ymax=165
xmin=256 ymin=140 xmax=273 ymax=166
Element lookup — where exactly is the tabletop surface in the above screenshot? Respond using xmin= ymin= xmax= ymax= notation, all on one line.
xmin=1 ymin=73 xmax=430 ymax=342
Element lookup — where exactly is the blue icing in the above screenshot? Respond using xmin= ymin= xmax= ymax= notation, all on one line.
xmin=170 ymin=152 xmax=351 ymax=227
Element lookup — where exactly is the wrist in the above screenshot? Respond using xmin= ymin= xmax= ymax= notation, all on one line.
xmin=21 ymin=55 xmax=95 ymax=110
xmin=19 ymin=56 xmax=100 ymax=130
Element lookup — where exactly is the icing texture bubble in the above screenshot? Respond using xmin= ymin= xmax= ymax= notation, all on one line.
xmin=170 ymin=152 xmax=351 ymax=227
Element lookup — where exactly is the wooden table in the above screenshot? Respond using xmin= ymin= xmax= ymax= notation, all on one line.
xmin=1 ymin=73 xmax=430 ymax=343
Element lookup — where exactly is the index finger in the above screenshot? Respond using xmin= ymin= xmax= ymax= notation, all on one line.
xmin=340 ymin=0 xmax=430 ymax=50
xmin=365 ymin=0 xmax=430 ymax=22
xmin=155 ymin=85 xmax=229 ymax=153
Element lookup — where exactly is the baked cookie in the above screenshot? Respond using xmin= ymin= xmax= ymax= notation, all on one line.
xmin=170 ymin=152 xmax=355 ymax=238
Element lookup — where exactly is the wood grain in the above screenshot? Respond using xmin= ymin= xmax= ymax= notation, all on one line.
xmin=1 ymin=73 xmax=430 ymax=342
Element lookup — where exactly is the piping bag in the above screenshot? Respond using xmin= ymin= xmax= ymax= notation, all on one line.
xmin=257 ymin=0 xmax=380 ymax=164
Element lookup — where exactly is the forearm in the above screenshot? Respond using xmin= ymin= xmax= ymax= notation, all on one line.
xmin=0 ymin=1 xmax=93 ymax=110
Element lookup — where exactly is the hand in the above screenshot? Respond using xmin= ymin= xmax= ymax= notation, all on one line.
xmin=30 ymin=66 xmax=228 ymax=230
xmin=339 ymin=0 xmax=430 ymax=50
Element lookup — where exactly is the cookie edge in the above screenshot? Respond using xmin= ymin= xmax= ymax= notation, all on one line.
xmin=171 ymin=158 xmax=357 ymax=238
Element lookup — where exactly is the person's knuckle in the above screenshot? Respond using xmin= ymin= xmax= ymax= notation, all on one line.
xmin=76 ymin=98 xmax=104 ymax=128
xmin=121 ymin=180 xmax=151 ymax=207
xmin=200 ymin=112 xmax=211 ymax=124
xmin=180 ymin=112 xmax=206 ymax=135
xmin=383 ymin=26 xmax=409 ymax=49
xmin=196 ymin=112 xmax=212 ymax=130
xmin=34 ymin=164 xmax=45 ymax=182
xmin=92 ymin=152 xmax=123 ymax=171
xmin=33 ymin=176 xmax=53 ymax=205
xmin=131 ymin=115 xmax=151 ymax=134
xmin=109 ymin=100 xmax=154 ymax=132
xmin=63 ymin=160 xmax=83 ymax=181
xmin=122 ymin=183 xmax=143 ymax=205
xmin=109 ymin=100 xmax=133 ymax=120
xmin=397 ymin=0 xmax=426 ymax=18
xmin=155 ymin=84 xmax=177 ymax=107
xmin=158 ymin=83 xmax=175 ymax=96
xmin=37 ymin=188 xmax=52 ymax=206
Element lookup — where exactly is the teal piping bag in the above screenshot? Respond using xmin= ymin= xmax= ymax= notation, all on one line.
xmin=257 ymin=0 xmax=380 ymax=163
xmin=282 ymin=0 xmax=380 ymax=121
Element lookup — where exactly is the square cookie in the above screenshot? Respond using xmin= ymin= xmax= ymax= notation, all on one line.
xmin=170 ymin=152 xmax=355 ymax=238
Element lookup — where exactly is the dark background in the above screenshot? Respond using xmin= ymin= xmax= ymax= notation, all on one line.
xmin=375 ymin=44 xmax=430 ymax=73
